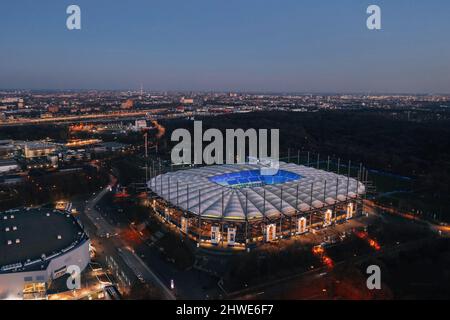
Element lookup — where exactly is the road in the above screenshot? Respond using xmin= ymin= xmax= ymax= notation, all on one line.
xmin=230 ymin=202 xmax=447 ymax=300
xmin=0 ymin=109 xmax=160 ymax=127
xmin=118 ymin=247 xmax=176 ymax=300
xmin=232 ymin=235 xmax=436 ymax=300
xmin=365 ymin=200 xmax=450 ymax=237
xmin=84 ymin=188 xmax=119 ymax=238
xmin=82 ymin=187 xmax=176 ymax=300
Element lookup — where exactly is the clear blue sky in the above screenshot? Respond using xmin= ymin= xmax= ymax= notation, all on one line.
xmin=1 ymin=0 xmax=449 ymax=93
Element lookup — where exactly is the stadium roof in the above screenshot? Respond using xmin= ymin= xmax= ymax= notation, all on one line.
xmin=149 ymin=162 xmax=365 ymax=221
xmin=0 ymin=208 xmax=86 ymax=272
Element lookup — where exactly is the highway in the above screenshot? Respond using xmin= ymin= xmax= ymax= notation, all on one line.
xmin=0 ymin=109 xmax=160 ymax=127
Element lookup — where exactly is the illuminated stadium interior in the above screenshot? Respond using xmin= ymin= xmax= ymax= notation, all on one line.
xmin=209 ymin=169 xmax=302 ymax=189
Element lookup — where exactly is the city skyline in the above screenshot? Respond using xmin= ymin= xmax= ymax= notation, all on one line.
xmin=1 ymin=1 xmax=450 ymax=305
xmin=1 ymin=0 xmax=450 ymax=93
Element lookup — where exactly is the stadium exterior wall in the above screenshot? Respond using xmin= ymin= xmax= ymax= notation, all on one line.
xmin=148 ymin=163 xmax=366 ymax=250
xmin=0 ymin=239 xmax=90 ymax=300
xmin=150 ymin=196 xmax=362 ymax=250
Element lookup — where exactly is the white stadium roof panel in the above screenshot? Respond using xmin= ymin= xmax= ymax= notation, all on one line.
xmin=149 ymin=162 xmax=365 ymax=221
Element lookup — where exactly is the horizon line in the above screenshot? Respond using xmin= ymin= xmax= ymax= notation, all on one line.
xmin=1 ymin=88 xmax=449 ymax=96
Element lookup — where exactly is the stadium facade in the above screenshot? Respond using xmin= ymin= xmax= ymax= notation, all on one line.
xmin=0 ymin=208 xmax=90 ymax=300
xmin=148 ymin=161 xmax=365 ymax=249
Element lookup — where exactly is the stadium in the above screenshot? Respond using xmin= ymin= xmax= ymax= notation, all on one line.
xmin=148 ymin=161 xmax=366 ymax=249
xmin=0 ymin=208 xmax=90 ymax=300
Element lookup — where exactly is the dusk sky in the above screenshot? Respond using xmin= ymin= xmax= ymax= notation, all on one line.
xmin=1 ymin=0 xmax=450 ymax=93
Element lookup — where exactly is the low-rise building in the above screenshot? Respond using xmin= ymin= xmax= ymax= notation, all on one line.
xmin=23 ymin=142 xmax=57 ymax=159
xmin=0 ymin=160 xmax=19 ymax=174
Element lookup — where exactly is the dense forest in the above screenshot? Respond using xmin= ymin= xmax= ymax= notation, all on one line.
xmin=161 ymin=111 xmax=450 ymax=177
xmin=158 ymin=110 xmax=450 ymax=221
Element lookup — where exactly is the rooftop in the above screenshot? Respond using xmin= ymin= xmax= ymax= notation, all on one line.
xmin=0 ymin=208 xmax=87 ymax=273
xmin=0 ymin=159 xmax=18 ymax=166
xmin=149 ymin=162 xmax=365 ymax=221
xmin=24 ymin=142 xmax=57 ymax=150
